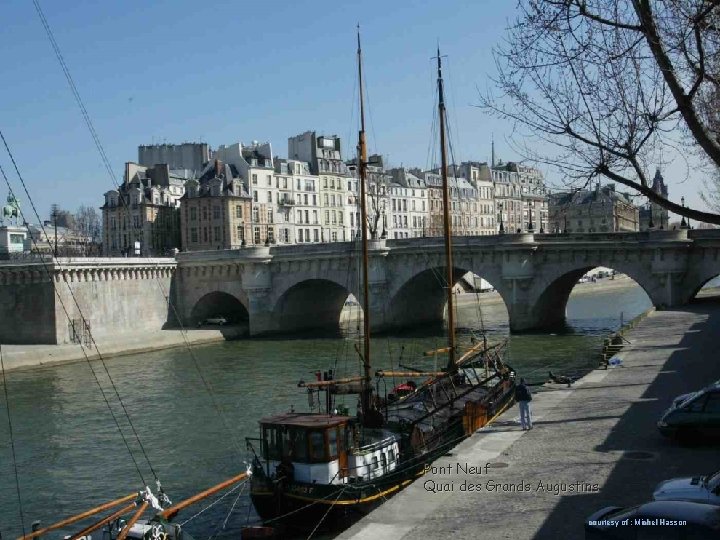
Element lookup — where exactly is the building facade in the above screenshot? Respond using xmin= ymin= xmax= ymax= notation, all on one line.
xmin=288 ymin=132 xmax=352 ymax=242
xmin=102 ymin=163 xmax=186 ymax=256
xmin=548 ymin=183 xmax=639 ymax=233
xmin=489 ymin=161 xmax=548 ymax=233
xmin=388 ymin=168 xmax=429 ymax=238
xmin=180 ymin=160 xmax=253 ymax=251
xmin=274 ymin=158 xmax=321 ymax=244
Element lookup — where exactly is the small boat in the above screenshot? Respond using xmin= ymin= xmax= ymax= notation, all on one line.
xmin=246 ymin=32 xmax=516 ymax=532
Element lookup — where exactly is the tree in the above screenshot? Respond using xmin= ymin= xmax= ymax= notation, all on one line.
xmin=74 ymin=205 xmax=102 ymax=254
xmin=482 ymin=0 xmax=720 ymax=224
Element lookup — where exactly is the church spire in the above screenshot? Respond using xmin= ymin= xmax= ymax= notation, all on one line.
xmin=491 ymin=135 xmax=495 ymax=168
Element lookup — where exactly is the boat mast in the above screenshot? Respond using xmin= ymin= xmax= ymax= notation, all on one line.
xmin=357 ymin=27 xmax=372 ymax=418
xmin=436 ymin=48 xmax=457 ymax=373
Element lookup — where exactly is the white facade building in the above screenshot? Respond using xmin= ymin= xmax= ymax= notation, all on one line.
xmin=274 ymin=159 xmax=321 ymax=244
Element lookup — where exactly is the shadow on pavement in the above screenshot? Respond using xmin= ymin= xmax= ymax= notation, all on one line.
xmin=532 ymin=303 xmax=720 ymax=540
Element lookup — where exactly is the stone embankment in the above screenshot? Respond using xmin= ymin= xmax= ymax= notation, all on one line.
xmin=337 ymin=300 xmax=720 ymax=540
xmin=0 ymin=327 xmax=243 ymax=372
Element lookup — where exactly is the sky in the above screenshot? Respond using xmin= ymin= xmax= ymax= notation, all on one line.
xmin=0 ymin=0 xmax=711 ymax=222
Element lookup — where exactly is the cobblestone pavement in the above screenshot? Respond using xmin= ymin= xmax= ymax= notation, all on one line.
xmin=338 ymin=301 xmax=720 ymax=540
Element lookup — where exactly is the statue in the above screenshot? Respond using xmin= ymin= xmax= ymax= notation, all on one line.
xmin=1 ymin=194 xmax=21 ymax=225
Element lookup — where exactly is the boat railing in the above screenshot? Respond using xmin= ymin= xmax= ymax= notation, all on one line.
xmin=388 ymin=369 xmax=508 ymax=428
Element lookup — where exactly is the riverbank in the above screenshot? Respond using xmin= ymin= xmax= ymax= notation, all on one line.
xmin=337 ymin=301 xmax=720 ymax=540
xmin=0 ymin=327 xmax=242 ymax=372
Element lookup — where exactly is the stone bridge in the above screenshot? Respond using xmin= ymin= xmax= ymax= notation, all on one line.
xmin=175 ymin=229 xmax=720 ymax=335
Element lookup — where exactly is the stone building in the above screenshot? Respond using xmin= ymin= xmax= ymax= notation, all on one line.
xmin=138 ymin=142 xmax=210 ymax=173
xmin=411 ymin=169 xmax=480 ymax=237
xmin=102 ymin=163 xmax=187 ymax=256
xmin=273 ymin=158 xmax=321 ymax=244
xmin=490 ymin=161 xmax=548 ymax=233
xmin=639 ymin=169 xmax=670 ymax=230
xmin=215 ymin=142 xmax=278 ymax=245
xmin=548 ymin=183 xmax=639 ymax=233
xmin=388 ymin=168 xmax=428 ymax=238
xmin=288 ymin=132 xmax=352 ymax=242
xmin=180 ymin=160 xmax=253 ymax=251
xmin=456 ymin=162 xmax=496 ymax=235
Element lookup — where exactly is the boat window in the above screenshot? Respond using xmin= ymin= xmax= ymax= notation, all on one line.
xmin=380 ymin=453 xmax=387 ymax=471
xmin=328 ymin=428 xmax=338 ymax=459
xmin=263 ymin=427 xmax=282 ymax=461
xmin=309 ymin=431 xmax=325 ymax=461
xmin=388 ymin=448 xmax=395 ymax=462
xmin=372 ymin=456 xmax=379 ymax=470
xmin=290 ymin=428 xmax=308 ymax=462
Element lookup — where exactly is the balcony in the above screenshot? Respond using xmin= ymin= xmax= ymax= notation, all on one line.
xmin=278 ymin=198 xmax=296 ymax=207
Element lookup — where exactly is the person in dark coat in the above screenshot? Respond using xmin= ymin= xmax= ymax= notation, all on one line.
xmin=515 ymin=378 xmax=533 ymax=430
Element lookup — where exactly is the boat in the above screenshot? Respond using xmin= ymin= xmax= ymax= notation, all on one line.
xmin=246 ymin=33 xmax=517 ymax=532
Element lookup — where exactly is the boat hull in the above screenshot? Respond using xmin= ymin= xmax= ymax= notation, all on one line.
xmin=249 ymin=376 xmax=515 ymax=530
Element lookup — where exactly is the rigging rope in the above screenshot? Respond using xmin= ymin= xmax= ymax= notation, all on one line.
xmin=305 ymin=486 xmax=347 ymax=540
xmin=0 ymin=343 xmax=27 ymax=537
xmin=30 ymin=0 xmax=246 ymax=459
xmin=0 ymin=156 xmax=149 ymax=486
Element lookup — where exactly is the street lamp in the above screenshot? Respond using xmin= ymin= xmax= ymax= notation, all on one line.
xmin=527 ymin=202 xmax=534 ymax=232
xmin=680 ymin=196 xmax=689 ymax=229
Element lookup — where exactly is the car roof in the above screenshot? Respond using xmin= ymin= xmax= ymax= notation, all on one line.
xmin=639 ymin=501 xmax=720 ymax=526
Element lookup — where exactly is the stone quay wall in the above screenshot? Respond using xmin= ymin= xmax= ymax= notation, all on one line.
xmin=0 ymin=258 xmax=176 ymax=345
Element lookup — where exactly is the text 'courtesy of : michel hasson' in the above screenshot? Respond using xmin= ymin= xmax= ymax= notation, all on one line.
xmin=422 ymin=462 xmax=601 ymax=495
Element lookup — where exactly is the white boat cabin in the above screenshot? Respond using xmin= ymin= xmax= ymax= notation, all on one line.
xmin=258 ymin=413 xmax=399 ymax=485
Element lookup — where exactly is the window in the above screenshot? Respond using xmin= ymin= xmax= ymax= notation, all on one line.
xmin=314 ymin=229 xmax=319 ymax=242
xmin=252 ymin=174 xmax=257 ymax=185
xmin=304 ymin=194 xmax=308 ymax=205
xmin=298 ymin=229 xmax=304 ymax=242
xmin=203 ymin=227 xmax=208 ymax=242
xmin=297 ymin=210 xmax=303 ymax=223
xmin=254 ymin=227 xmax=260 ymax=244
xmin=190 ymin=207 xmax=197 ymax=221
xmin=268 ymin=210 xmax=273 ymax=223
xmin=328 ymin=428 xmax=338 ymax=459
xmin=339 ymin=213 xmax=343 ymax=224
xmin=236 ymin=225 xmax=244 ymax=242
xmin=348 ymin=181 xmax=352 ymax=191
xmin=267 ymin=191 xmax=272 ymax=203
xmin=372 ymin=456 xmax=379 ymax=470
xmin=253 ymin=191 xmax=258 ymax=203
xmin=312 ymin=210 xmax=318 ymax=224
xmin=267 ymin=175 xmax=272 ymax=186
xmin=304 ymin=210 xmax=309 ymax=223
xmin=214 ymin=226 xmax=220 ymax=242
xmin=268 ymin=228 xmax=275 ymax=244
xmin=235 ymin=205 xmax=243 ymax=219
xmin=309 ymin=431 xmax=325 ymax=461
xmin=253 ymin=208 xmax=259 ymax=223
xmin=283 ymin=228 xmax=289 ymax=243
xmin=213 ymin=206 xmax=221 ymax=220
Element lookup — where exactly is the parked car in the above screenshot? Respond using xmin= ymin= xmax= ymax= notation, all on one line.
xmin=671 ymin=380 xmax=720 ymax=409
xmin=657 ymin=382 xmax=720 ymax=441
xmin=197 ymin=317 xmax=228 ymax=327
xmin=585 ymin=500 xmax=720 ymax=538
xmin=653 ymin=470 xmax=720 ymax=505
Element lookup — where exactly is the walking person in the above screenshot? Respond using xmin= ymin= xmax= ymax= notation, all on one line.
xmin=515 ymin=378 xmax=533 ymax=430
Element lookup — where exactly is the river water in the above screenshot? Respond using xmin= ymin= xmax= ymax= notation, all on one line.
xmin=0 ymin=276 xmax=709 ymax=538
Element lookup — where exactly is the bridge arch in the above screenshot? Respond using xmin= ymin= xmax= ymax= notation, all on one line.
xmin=272 ymin=278 xmax=357 ymax=335
xmin=526 ymin=263 xmax=656 ymax=331
xmin=386 ymin=265 xmax=509 ymax=331
xmin=190 ymin=291 xmax=249 ymax=325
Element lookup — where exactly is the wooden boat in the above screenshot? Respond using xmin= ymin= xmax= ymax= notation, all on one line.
xmin=246 ymin=33 xmax=516 ymax=531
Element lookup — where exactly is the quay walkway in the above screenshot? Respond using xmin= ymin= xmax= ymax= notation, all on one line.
xmin=338 ymin=301 xmax=720 ymax=539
